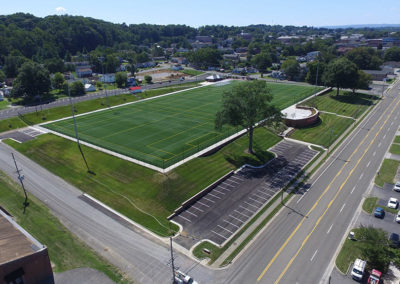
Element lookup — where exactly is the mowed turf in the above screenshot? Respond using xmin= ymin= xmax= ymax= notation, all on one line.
xmin=44 ymin=81 xmax=320 ymax=168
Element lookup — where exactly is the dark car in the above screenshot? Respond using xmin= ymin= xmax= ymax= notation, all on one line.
xmin=389 ymin=233 xmax=400 ymax=248
xmin=374 ymin=207 xmax=385 ymax=218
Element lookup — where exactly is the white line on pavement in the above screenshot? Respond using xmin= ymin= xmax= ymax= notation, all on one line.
xmin=217 ymin=225 xmax=234 ymax=234
xmin=223 ymin=220 xmax=240 ymax=229
xmin=373 ymin=151 xmax=376 ymax=157
xmin=192 ymin=206 xmax=204 ymax=212
xmin=197 ymin=201 xmax=210 ymax=207
xmin=211 ymin=230 xmax=227 ymax=239
xmin=327 ymin=224 xmax=333 ymax=234
xmin=234 ymin=210 xmax=251 ymax=218
xmin=340 ymin=203 xmax=346 ymax=213
xmin=359 ymin=173 xmax=364 ymax=180
xmin=310 ymin=249 xmax=318 ymax=262
xmin=186 ymin=211 xmax=198 ymax=217
xmin=229 ymin=214 xmax=245 ymax=223
xmin=366 ymin=161 xmax=371 ymax=168
xmin=351 ymin=186 xmax=356 ymax=194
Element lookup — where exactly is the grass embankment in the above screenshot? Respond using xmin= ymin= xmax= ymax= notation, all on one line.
xmin=0 ymin=171 xmax=129 ymax=283
xmin=301 ymin=91 xmax=379 ymax=119
xmin=394 ymin=136 xmax=400 ymax=144
xmin=181 ymin=69 xmax=205 ymax=76
xmin=375 ymin=159 xmax=400 ymax=187
xmin=363 ymin=196 xmax=398 ymax=215
xmin=336 ymin=228 xmax=365 ymax=273
xmin=0 ymin=83 xmax=201 ymax=133
xmin=390 ymin=136 xmax=400 ymax=155
xmin=290 ymin=113 xmax=354 ymax=148
xmin=0 ymin=99 xmax=10 ymax=110
xmin=5 ymin=127 xmax=281 ymax=237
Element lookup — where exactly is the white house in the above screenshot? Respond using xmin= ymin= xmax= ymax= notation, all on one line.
xmin=84 ymin=84 xmax=96 ymax=92
xmin=100 ymin=73 xmax=115 ymax=83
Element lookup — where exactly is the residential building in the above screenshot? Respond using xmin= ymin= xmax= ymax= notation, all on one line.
xmin=238 ymin=32 xmax=252 ymax=41
xmin=195 ymin=36 xmax=212 ymax=43
xmin=362 ymin=69 xmax=389 ymax=81
xmin=99 ymin=73 xmax=115 ymax=83
xmin=306 ymin=51 xmax=321 ymax=61
xmin=84 ymin=84 xmax=96 ymax=92
xmin=75 ymin=66 xmax=92 ymax=78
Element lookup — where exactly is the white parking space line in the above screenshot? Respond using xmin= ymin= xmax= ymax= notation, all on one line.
xmin=366 ymin=161 xmax=371 ymax=168
xmin=177 ymin=215 xmax=191 ymax=222
xmin=208 ymin=193 xmax=221 ymax=199
xmin=217 ymin=225 xmax=234 ymax=234
xmin=253 ymin=194 xmax=268 ymax=201
xmin=186 ymin=211 xmax=198 ymax=217
xmin=197 ymin=201 xmax=210 ymax=207
xmin=192 ymin=206 xmax=204 ymax=212
xmin=327 ymin=224 xmax=333 ymax=234
xmin=203 ymin=197 xmax=215 ymax=203
xmin=234 ymin=210 xmax=251 ymax=218
xmin=340 ymin=203 xmax=346 ymax=213
xmin=239 ymin=205 xmax=255 ymax=214
xmin=257 ymin=190 xmax=271 ymax=198
xmin=211 ymin=230 xmax=228 ymax=239
xmin=351 ymin=186 xmax=356 ymax=194
xmin=219 ymin=185 xmax=231 ymax=191
xmin=248 ymin=196 xmax=264 ymax=205
xmin=231 ymin=176 xmax=244 ymax=182
xmin=222 ymin=182 xmax=235 ymax=187
xmin=228 ymin=179 xmax=240 ymax=185
xmin=310 ymin=249 xmax=318 ymax=262
xmin=223 ymin=220 xmax=240 ymax=229
xmin=229 ymin=215 xmax=244 ymax=223
xmin=213 ymin=189 xmax=225 ymax=195
xmin=243 ymin=202 xmax=259 ymax=210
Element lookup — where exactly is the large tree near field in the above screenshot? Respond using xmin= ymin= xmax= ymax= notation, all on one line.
xmin=322 ymin=57 xmax=359 ymax=96
xmin=215 ymin=81 xmax=281 ymax=154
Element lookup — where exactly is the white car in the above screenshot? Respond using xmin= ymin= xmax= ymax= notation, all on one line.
xmin=394 ymin=181 xmax=400 ymax=192
xmin=388 ymin=197 xmax=399 ymax=209
xmin=396 ymin=211 xmax=400 ymax=223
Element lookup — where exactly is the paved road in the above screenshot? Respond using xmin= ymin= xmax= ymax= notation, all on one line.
xmin=0 ymin=75 xmax=209 ymax=120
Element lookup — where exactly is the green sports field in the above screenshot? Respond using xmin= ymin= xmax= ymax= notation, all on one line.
xmin=43 ymin=81 xmax=321 ymax=168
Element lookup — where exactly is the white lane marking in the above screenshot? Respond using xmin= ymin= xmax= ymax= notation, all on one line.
xmin=192 ymin=206 xmax=204 ymax=212
xmin=243 ymin=201 xmax=259 ymax=210
xmin=383 ymin=134 xmax=386 ymax=139
xmin=351 ymin=186 xmax=356 ymax=194
xmin=177 ymin=215 xmax=191 ymax=222
xmin=373 ymin=151 xmax=376 ymax=157
xmin=186 ymin=211 xmax=198 ymax=217
xmin=366 ymin=161 xmax=371 ymax=168
xmin=378 ymin=142 xmax=382 ymax=147
xmin=208 ymin=193 xmax=221 ymax=199
xmin=234 ymin=209 xmax=251 ymax=218
xmin=340 ymin=203 xmax=346 ymax=213
xmin=223 ymin=220 xmax=240 ymax=229
xmin=229 ymin=214 xmax=244 ymax=223
xmin=197 ymin=201 xmax=210 ymax=207
xmin=203 ymin=197 xmax=215 ymax=203
xmin=327 ymin=224 xmax=333 ymax=234
xmin=391 ymin=122 xmax=394 ymax=126
xmin=310 ymin=249 xmax=318 ymax=262
xmin=211 ymin=230 xmax=228 ymax=239
xmin=217 ymin=225 xmax=234 ymax=234
xmin=359 ymin=173 xmax=364 ymax=180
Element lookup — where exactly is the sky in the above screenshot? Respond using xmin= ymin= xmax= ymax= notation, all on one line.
xmin=1 ymin=0 xmax=399 ymax=27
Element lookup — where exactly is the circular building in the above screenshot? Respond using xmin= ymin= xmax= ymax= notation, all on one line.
xmin=281 ymin=105 xmax=319 ymax=128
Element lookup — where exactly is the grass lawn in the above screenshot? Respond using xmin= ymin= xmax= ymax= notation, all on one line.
xmin=290 ymin=113 xmax=354 ymax=148
xmin=0 ymin=83 xmax=201 ymax=134
xmin=336 ymin=228 xmax=365 ymax=273
xmin=0 ymin=171 xmax=129 ymax=283
xmin=375 ymin=159 xmax=400 ymax=187
xmin=394 ymin=136 xmax=400 ymax=144
xmin=43 ymin=81 xmax=320 ymax=168
xmin=0 ymin=99 xmax=10 ymax=110
xmin=5 ymin=126 xmax=281 ymax=236
xmin=363 ymin=197 xmax=378 ymax=214
xmin=301 ymin=90 xmax=379 ymax=119
xmin=390 ymin=143 xmax=400 ymax=155
xmin=181 ymin=69 xmax=205 ymax=76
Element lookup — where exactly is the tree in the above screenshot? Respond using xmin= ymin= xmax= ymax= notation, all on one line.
xmin=105 ymin=54 xmax=120 ymax=73
xmin=0 ymin=70 xmax=5 ymax=83
xmin=251 ymin=52 xmax=272 ymax=75
xmin=384 ymin=47 xmax=400 ymax=62
xmin=281 ymin=58 xmax=300 ymax=81
xmin=44 ymin=57 xmax=65 ymax=73
xmin=115 ymin=72 xmax=127 ymax=88
xmin=305 ymin=61 xmax=325 ymax=85
xmin=53 ymin=72 xmax=66 ymax=90
xmin=345 ymin=47 xmax=382 ymax=70
xmin=187 ymin=48 xmax=221 ymax=69
xmin=11 ymin=61 xmax=51 ymax=103
xmin=69 ymin=81 xmax=85 ymax=97
xmin=4 ymin=55 xmax=28 ymax=78
xmin=322 ymin=57 xmax=359 ymax=96
xmin=353 ymin=71 xmax=372 ymax=93
xmin=215 ymin=80 xmax=281 ymax=154
xmin=144 ymin=75 xmax=152 ymax=84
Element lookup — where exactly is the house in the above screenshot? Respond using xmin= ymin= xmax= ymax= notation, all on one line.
xmin=223 ymin=54 xmax=240 ymax=61
xmin=0 ymin=209 xmax=54 ymax=284
xmin=2 ymin=86 xmax=12 ymax=96
xmin=362 ymin=70 xmax=389 ymax=81
xmin=100 ymin=73 xmax=115 ymax=83
xmin=84 ymin=84 xmax=96 ymax=92
xmin=195 ymin=36 xmax=212 ymax=43
xmin=171 ymin=57 xmax=188 ymax=64
xmin=238 ymin=32 xmax=252 ymax=41
xmin=306 ymin=51 xmax=321 ymax=61
xmin=76 ymin=66 xmax=92 ymax=78
xmin=271 ymin=71 xmax=286 ymax=80
xmin=170 ymin=64 xmax=183 ymax=71
xmin=63 ymin=72 xmax=74 ymax=80
xmin=136 ymin=62 xmax=157 ymax=68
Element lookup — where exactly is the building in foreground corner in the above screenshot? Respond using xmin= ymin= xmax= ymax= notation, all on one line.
xmin=0 ymin=209 xmax=54 ymax=284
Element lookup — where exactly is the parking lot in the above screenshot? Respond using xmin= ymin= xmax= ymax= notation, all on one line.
xmin=172 ymin=140 xmax=318 ymax=248
xmin=0 ymin=127 xmax=44 ymax=143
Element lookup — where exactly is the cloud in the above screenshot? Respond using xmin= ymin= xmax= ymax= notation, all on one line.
xmin=55 ymin=6 xmax=67 ymax=13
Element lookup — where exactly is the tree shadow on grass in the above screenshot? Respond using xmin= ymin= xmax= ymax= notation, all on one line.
xmin=224 ymin=142 xmax=274 ymax=168
xmin=330 ymin=92 xmax=378 ymax=107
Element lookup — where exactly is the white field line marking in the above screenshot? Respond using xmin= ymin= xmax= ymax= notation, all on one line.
xmin=229 ymin=215 xmax=245 ymax=223
xmin=243 ymin=201 xmax=259 ymax=210
xmin=351 ymin=186 xmax=356 ymax=194
xmin=327 ymin=224 xmax=333 ymax=234
xmin=217 ymin=225 xmax=234 ymax=234
xmin=211 ymin=230 xmax=227 ymax=239
xmin=203 ymin=197 xmax=215 ymax=203
xmin=366 ymin=161 xmax=371 ymax=168
xmin=197 ymin=201 xmax=210 ymax=207
xmin=310 ymin=249 xmax=318 ymax=262
xmin=223 ymin=220 xmax=240 ymax=229
xmin=213 ymin=189 xmax=225 ymax=195
xmin=234 ymin=210 xmax=251 ymax=218
xmin=240 ymin=205 xmax=256 ymax=213
xmin=177 ymin=215 xmax=191 ymax=222
xmin=208 ymin=193 xmax=221 ymax=199
xmin=373 ymin=151 xmax=376 ymax=157
xmin=248 ymin=196 xmax=264 ymax=205
xmin=185 ymin=211 xmax=198 ymax=217
xmin=359 ymin=173 xmax=364 ymax=180
xmin=192 ymin=206 xmax=204 ymax=212
xmin=340 ymin=203 xmax=346 ymax=213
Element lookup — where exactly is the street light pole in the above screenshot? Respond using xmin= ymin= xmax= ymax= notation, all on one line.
xmin=11 ymin=153 xmax=29 ymax=213
xmin=170 ymin=236 xmax=176 ymax=283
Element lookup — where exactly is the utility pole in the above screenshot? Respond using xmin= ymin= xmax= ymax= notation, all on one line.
xmin=67 ymin=84 xmax=95 ymax=175
xmin=170 ymin=237 xmax=176 ymax=283
xmin=11 ymin=153 xmax=29 ymax=213
xmin=100 ymin=56 xmax=111 ymax=109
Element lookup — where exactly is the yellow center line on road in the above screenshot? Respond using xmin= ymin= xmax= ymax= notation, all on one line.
xmin=257 ymin=95 xmax=400 ymax=283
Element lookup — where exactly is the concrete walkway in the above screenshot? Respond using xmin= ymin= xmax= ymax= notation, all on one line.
xmin=54 ymin=268 xmax=115 ymax=284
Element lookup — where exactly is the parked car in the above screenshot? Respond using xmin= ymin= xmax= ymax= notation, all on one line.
xmin=367 ymin=269 xmax=381 ymax=284
xmin=389 ymin=233 xmax=400 ymax=248
xmin=387 ymin=197 xmax=399 ymax=209
xmin=396 ymin=210 xmax=400 ymax=223
xmin=374 ymin=207 xmax=385 ymax=218
xmin=351 ymin=258 xmax=366 ymax=281
xmin=394 ymin=181 xmax=400 ymax=192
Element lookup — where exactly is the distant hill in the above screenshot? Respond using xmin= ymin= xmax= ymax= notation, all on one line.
xmin=322 ymin=24 xmax=400 ymax=29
